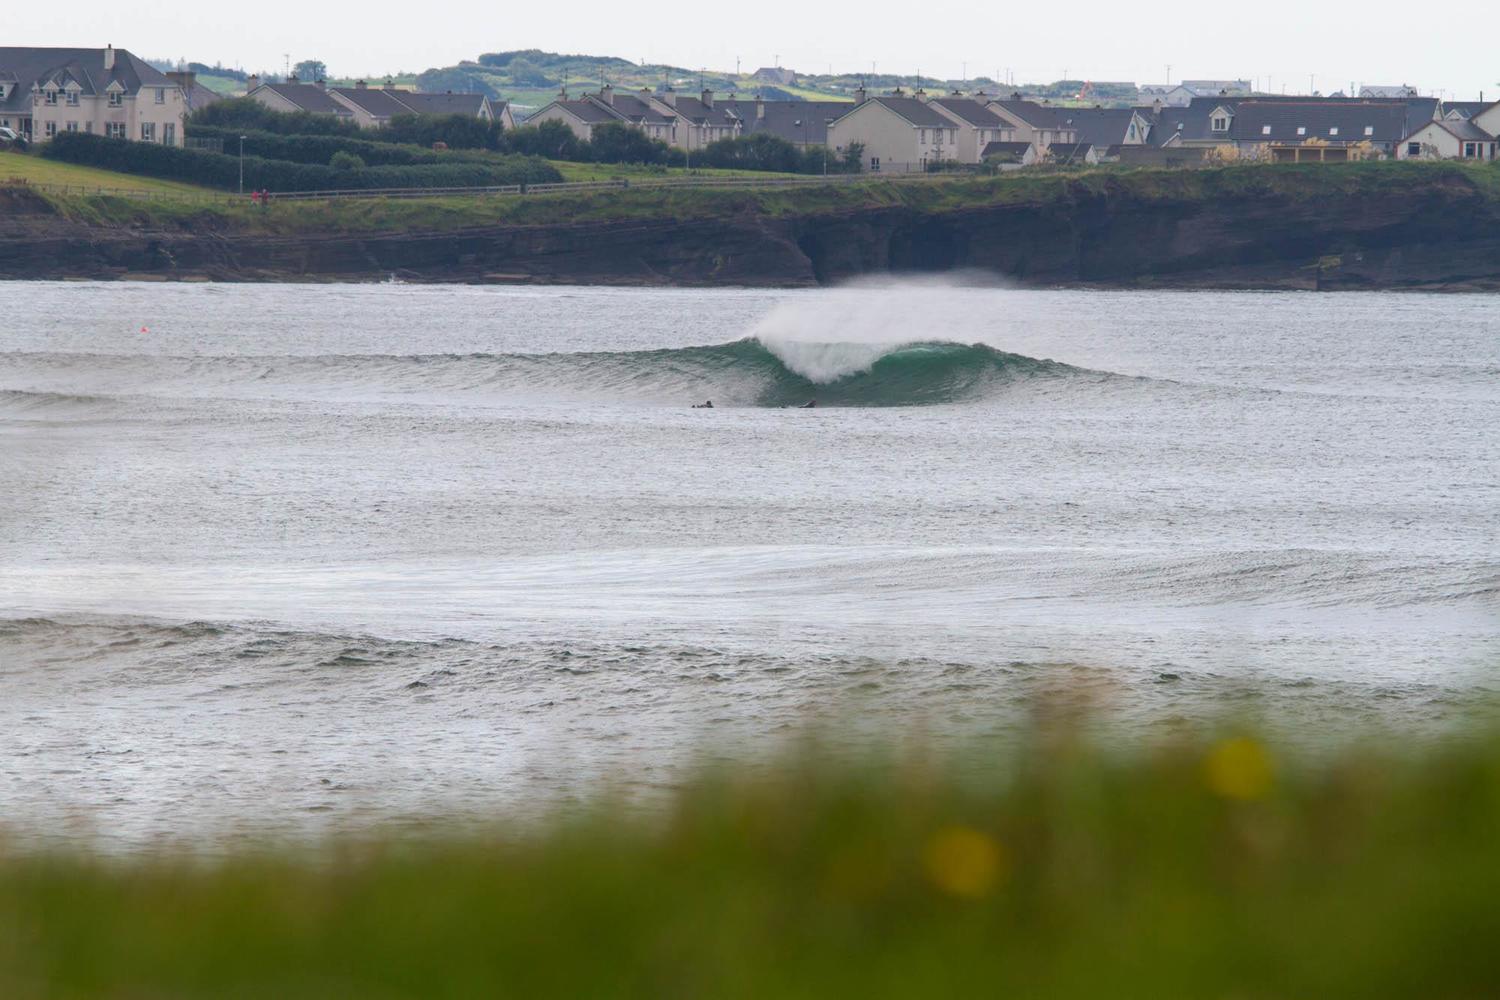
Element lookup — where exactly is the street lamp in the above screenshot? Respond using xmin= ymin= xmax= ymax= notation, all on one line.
xmin=238 ymin=135 xmax=246 ymax=194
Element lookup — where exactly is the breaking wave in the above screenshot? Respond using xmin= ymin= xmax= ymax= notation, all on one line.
xmin=0 ymin=339 xmax=1097 ymax=410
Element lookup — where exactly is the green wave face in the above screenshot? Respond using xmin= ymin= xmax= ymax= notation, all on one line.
xmin=745 ymin=339 xmax=1077 ymax=408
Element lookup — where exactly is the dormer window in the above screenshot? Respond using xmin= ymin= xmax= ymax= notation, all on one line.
xmin=44 ymin=89 xmax=58 ymax=105
xmin=1364 ymin=126 xmax=1374 ymax=136
xmin=1212 ymin=115 xmax=1228 ymax=131
xmin=1296 ymin=126 xmax=1306 ymax=136
xmin=66 ymin=90 xmax=79 ymax=107
xmin=1261 ymin=125 xmax=1272 ymax=135
xmin=108 ymin=91 xmax=123 ymax=108
xmin=1329 ymin=127 xmax=1339 ymax=136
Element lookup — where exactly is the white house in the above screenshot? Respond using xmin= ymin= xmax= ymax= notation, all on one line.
xmin=1398 ymin=117 xmax=1498 ymax=160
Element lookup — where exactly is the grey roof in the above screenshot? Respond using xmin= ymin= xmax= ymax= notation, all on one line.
xmin=1440 ymin=101 xmax=1492 ymax=120
xmin=259 ymin=82 xmax=352 ymax=116
xmin=1047 ymin=142 xmax=1093 ymax=161
xmin=0 ymin=46 xmax=171 ymax=114
xmin=331 ymin=86 xmax=411 ymax=119
xmin=606 ymin=92 xmax=677 ymax=125
xmin=981 ymin=140 xmax=1032 ymax=159
xmin=1058 ymin=107 xmax=1138 ymax=146
xmin=718 ymin=99 xmax=851 ymax=144
xmin=930 ymin=97 xmax=1007 ymax=127
xmin=398 ymin=92 xmax=488 ymax=117
xmin=535 ymin=98 xmax=622 ymax=124
xmin=1419 ymin=117 xmax=1495 ymax=141
xmin=989 ymin=99 xmax=1069 ymax=129
xmin=861 ymin=96 xmax=955 ymax=129
xmin=665 ymin=94 xmax=739 ymax=127
xmin=1228 ymin=100 xmax=1414 ymax=144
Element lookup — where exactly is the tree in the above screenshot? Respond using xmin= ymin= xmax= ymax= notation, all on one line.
xmin=589 ymin=122 xmax=671 ymax=164
xmin=293 ymin=60 xmax=327 ymax=82
xmin=841 ymin=142 xmax=865 ymax=173
xmin=506 ymin=120 xmax=589 ymax=161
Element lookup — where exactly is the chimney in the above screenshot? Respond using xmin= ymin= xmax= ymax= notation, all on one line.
xmin=383 ymin=78 xmax=395 ymax=91
xmin=915 ymin=87 xmax=929 ymax=102
xmin=701 ymin=88 xmax=713 ymax=108
xmin=854 ymin=85 xmax=867 ymax=103
xmin=599 ymin=83 xmax=614 ymax=105
xmin=755 ymin=93 xmax=764 ymax=120
xmin=659 ymin=87 xmax=676 ymax=108
xmin=354 ymin=79 xmax=367 ymax=90
xmin=103 ymin=45 xmax=115 ymax=72
xmin=246 ymin=74 xmax=260 ymax=92
xmin=166 ymin=70 xmax=197 ymax=92
xmin=288 ymin=73 xmax=300 ymax=84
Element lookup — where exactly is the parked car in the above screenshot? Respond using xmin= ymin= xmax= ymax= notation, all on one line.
xmin=0 ymin=126 xmax=28 ymax=151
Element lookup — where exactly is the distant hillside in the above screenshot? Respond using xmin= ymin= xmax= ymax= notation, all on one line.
xmin=171 ymin=49 xmax=1144 ymax=110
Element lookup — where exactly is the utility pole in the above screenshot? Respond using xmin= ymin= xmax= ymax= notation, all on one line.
xmin=1166 ymin=64 xmax=1172 ymax=85
xmin=238 ymin=135 xmax=245 ymax=194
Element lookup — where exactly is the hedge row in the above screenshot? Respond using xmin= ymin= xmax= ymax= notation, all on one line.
xmin=42 ymin=132 xmax=561 ymax=192
xmin=185 ymin=126 xmax=498 ymax=168
xmin=190 ymin=99 xmax=507 ymax=150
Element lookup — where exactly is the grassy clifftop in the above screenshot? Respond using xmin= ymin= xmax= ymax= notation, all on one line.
xmin=17 ymin=160 xmax=1500 ymax=238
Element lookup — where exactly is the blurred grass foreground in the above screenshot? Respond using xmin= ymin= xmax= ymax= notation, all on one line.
xmin=5 ymin=729 xmax=1500 ymax=998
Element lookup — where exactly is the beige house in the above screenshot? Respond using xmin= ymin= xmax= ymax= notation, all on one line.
xmin=984 ymin=98 xmax=1078 ymax=152
xmin=247 ymin=77 xmax=505 ymax=130
xmin=1397 ymin=118 xmax=1498 ymax=160
xmin=0 ymin=45 xmax=185 ymax=145
xmin=826 ymin=90 xmax=961 ymax=173
xmin=929 ymin=93 xmax=1018 ymax=163
xmin=528 ymin=85 xmax=679 ymax=145
xmin=649 ymin=89 xmax=741 ymax=150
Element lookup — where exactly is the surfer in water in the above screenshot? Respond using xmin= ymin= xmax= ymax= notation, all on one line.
xmin=800 ymin=399 xmax=817 ymax=408
xmin=692 ymin=400 xmax=714 ymax=409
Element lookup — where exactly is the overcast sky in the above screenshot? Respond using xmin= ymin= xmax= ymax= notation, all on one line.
xmin=17 ymin=0 xmax=1500 ymax=101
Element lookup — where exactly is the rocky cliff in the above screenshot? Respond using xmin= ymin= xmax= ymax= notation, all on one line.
xmin=4 ymin=171 xmax=1500 ymax=289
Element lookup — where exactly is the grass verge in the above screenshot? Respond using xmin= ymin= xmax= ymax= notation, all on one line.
xmin=3 ymin=726 xmax=1500 ymax=998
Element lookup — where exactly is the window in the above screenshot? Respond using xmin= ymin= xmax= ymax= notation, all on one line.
xmin=1296 ymin=126 xmax=1306 ymax=136
xmin=1212 ymin=116 xmax=1228 ymax=131
xmin=164 ymin=123 xmax=175 ymax=145
xmin=1364 ymin=126 xmax=1374 ymax=136
xmin=1329 ymin=127 xmax=1339 ymax=136
xmin=85 ymin=121 xmax=93 ymax=133
xmin=154 ymin=88 xmax=165 ymax=104
xmin=1464 ymin=142 xmax=1478 ymax=158
xmin=66 ymin=90 xmax=79 ymax=106
xmin=870 ymin=156 xmax=880 ymax=172
xmin=65 ymin=121 xmax=78 ymax=132
xmin=108 ymin=91 xmax=122 ymax=107
xmin=44 ymin=121 xmax=56 ymax=138
xmin=44 ymin=90 xmax=58 ymax=105
xmin=140 ymin=122 xmax=155 ymax=142
xmin=1407 ymin=141 xmax=1421 ymax=156
xmin=107 ymin=122 xmax=126 ymax=139
xmin=920 ymin=129 xmax=927 ymax=143
xmin=1261 ymin=125 xmax=1272 ymax=135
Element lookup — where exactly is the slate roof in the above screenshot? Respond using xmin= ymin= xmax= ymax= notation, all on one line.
xmin=1058 ymin=107 xmax=1138 ymax=146
xmin=853 ymin=96 xmax=956 ymax=129
xmin=1418 ymin=117 xmax=1495 ymax=141
xmin=665 ymin=94 xmax=739 ymax=127
xmin=1439 ymin=100 xmax=1491 ymax=120
xmin=930 ymin=97 xmax=1008 ymax=127
xmin=259 ymin=82 xmax=352 ymax=116
xmin=331 ymin=86 xmax=412 ymax=119
xmin=398 ymin=92 xmax=488 ymax=117
xmin=1227 ymin=100 xmax=1413 ymax=144
xmin=1047 ymin=142 xmax=1093 ymax=161
xmin=540 ymin=98 xmax=623 ymax=124
xmin=989 ymin=99 xmax=1069 ymax=129
xmin=981 ymin=140 xmax=1032 ymax=159
xmin=0 ymin=46 xmax=171 ymax=115
xmin=718 ymin=99 xmax=851 ymax=144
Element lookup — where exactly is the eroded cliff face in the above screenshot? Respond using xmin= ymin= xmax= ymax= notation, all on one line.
xmin=4 ymin=174 xmax=1500 ymax=289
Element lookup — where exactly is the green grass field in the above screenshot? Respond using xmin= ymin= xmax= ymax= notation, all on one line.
xmin=4 ymin=723 xmax=1500 ymax=998
xmin=0 ymin=150 xmax=219 ymax=196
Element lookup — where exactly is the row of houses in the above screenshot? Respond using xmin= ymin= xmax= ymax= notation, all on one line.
xmin=245 ymin=77 xmax=518 ymax=130
xmin=526 ymin=81 xmax=1500 ymax=171
xmin=0 ymin=45 xmax=515 ymax=148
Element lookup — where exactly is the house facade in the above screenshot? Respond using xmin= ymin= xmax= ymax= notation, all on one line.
xmin=528 ymin=86 xmax=681 ymax=145
xmin=0 ymin=45 xmax=185 ymax=145
xmin=1398 ymin=119 xmax=1498 ymax=160
xmin=826 ymin=91 xmax=960 ymax=172
xmin=929 ymin=94 xmax=1017 ymax=163
xmin=247 ymin=77 xmax=502 ymax=130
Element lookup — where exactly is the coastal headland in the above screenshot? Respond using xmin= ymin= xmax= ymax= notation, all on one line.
xmin=4 ymin=162 xmax=1500 ymax=288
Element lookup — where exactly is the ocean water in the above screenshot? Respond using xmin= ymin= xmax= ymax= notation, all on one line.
xmin=2 ymin=279 xmax=1497 ymax=848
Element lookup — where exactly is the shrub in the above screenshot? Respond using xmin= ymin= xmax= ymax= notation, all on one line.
xmin=506 ymin=120 xmax=590 ymax=161
xmin=41 ymin=132 xmax=561 ymax=191
xmin=588 ymin=122 xmax=673 ymax=165
xmin=330 ymin=151 xmax=365 ymax=171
